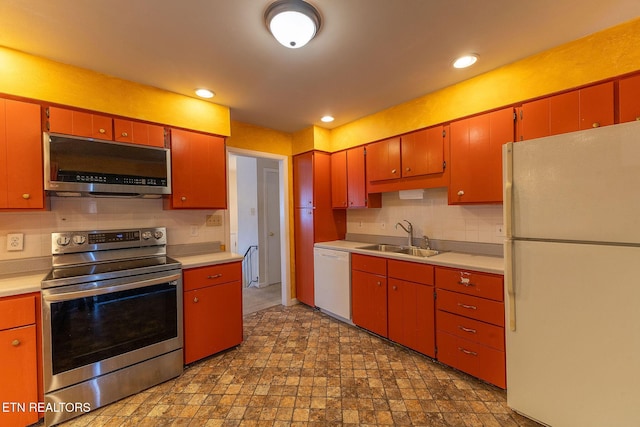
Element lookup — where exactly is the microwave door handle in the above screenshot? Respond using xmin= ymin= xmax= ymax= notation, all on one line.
xmin=43 ymin=273 xmax=181 ymax=302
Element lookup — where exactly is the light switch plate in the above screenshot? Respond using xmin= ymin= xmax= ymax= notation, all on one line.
xmin=7 ymin=233 xmax=24 ymax=251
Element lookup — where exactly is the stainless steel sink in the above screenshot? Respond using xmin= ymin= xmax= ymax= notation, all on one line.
xmin=358 ymin=244 xmax=442 ymax=257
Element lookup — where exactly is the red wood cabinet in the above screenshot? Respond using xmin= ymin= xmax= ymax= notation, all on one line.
xmin=400 ymin=127 xmax=444 ymax=177
xmin=168 ymin=129 xmax=227 ymax=209
xmin=293 ymin=151 xmax=346 ymax=307
xmin=619 ymin=74 xmax=640 ymax=123
xmin=517 ymin=82 xmax=614 ymax=140
xmin=0 ymin=98 xmax=45 ymax=209
xmin=47 ymin=106 xmax=113 ymax=140
xmin=435 ymin=266 xmax=506 ymax=388
xmin=351 ymin=260 xmax=388 ymax=338
xmin=114 ymin=119 xmax=165 ymax=147
xmin=331 ymin=146 xmax=381 ymax=209
xmin=449 ymin=107 xmax=514 ymax=204
xmin=183 ymin=262 xmax=243 ymax=364
xmin=0 ymin=294 xmax=39 ymax=427
xmin=365 ymin=137 xmax=401 ymax=182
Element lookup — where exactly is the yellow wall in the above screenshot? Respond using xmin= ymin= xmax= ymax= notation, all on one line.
xmin=330 ymin=17 xmax=640 ymax=151
xmin=0 ymin=46 xmax=230 ymax=136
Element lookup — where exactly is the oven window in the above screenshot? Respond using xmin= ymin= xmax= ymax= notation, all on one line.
xmin=50 ymin=282 xmax=178 ymax=375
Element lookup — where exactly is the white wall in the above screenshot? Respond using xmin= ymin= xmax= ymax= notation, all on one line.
xmin=235 ymin=156 xmax=259 ymax=256
xmin=0 ymin=197 xmax=227 ymax=261
xmin=347 ymin=187 xmax=504 ymax=244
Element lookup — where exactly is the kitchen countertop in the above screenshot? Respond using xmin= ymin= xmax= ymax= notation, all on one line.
xmin=315 ymin=240 xmax=504 ymax=274
xmin=0 ymin=252 xmax=243 ymax=298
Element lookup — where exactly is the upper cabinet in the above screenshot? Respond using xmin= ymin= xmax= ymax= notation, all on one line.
xmin=400 ymin=127 xmax=445 ymax=177
xmin=0 ymin=98 xmax=45 ymax=209
xmin=114 ymin=119 xmax=165 ymax=147
xmin=618 ymin=74 xmax=640 ymax=123
xmin=167 ymin=129 xmax=227 ymax=209
xmin=449 ymin=107 xmax=514 ymax=204
xmin=331 ymin=146 xmax=381 ymax=209
xmin=517 ymin=82 xmax=614 ymax=141
xmin=47 ymin=106 xmax=113 ymax=140
xmin=366 ymin=137 xmax=401 ymax=182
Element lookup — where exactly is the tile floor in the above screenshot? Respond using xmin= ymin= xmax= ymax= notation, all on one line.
xmin=58 ymin=304 xmax=542 ymax=427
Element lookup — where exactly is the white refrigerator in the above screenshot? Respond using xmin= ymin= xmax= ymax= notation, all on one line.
xmin=503 ymin=121 xmax=640 ymax=427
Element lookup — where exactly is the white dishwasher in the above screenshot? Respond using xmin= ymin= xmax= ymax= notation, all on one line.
xmin=313 ymin=247 xmax=351 ymax=321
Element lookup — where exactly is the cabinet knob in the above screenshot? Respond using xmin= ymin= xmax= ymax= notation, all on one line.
xmin=592 ymin=122 xmax=600 ymax=128
xmin=11 ymin=339 xmax=20 ymax=347
xmin=405 ymin=167 xmax=411 ymax=172
xmin=392 ymin=285 xmax=397 ymax=290
xmin=193 ymin=297 xmax=199 ymax=303
xmin=349 ymin=201 xmax=353 ymax=205
xmin=457 ymin=190 xmax=465 ymax=196
xmin=121 ymin=131 xmax=128 ymax=137
xmin=391 ymin=169 xmax=397 ymax=174
xmin=636 ymin=116 xmax=640 ymax=121
xmin=376 ymin=281 xmax=381 ymax=286
xmin=99 ymin=128 xmax=106 ymax=134
xmin=181 ymin=196 xmax=187 ymax=201
xmin=22 ymin=193 xmax=30 ymax=200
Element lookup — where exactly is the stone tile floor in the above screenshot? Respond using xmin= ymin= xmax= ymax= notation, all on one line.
xmin=58 ymin=304 xmax=542 ymax=426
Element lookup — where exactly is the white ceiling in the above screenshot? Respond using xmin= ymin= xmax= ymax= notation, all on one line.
xmin=1 ymin=1 xmax=639 ymax=133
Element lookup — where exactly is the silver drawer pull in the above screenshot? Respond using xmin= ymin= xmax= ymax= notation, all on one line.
xmin=207 ymin=274 xmax=223 ymax=279
xmin=458 ymin=303 xmax=477 ymax=310
xmin=458 ymin=347 xmax=478 ymax=356
xmin=458 ymin=280 xmax=475 ymax=287
xmin=458 ymin=326 xmax=477 ymax=334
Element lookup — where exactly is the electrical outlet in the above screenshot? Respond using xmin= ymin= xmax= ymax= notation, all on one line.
xmin=7 ymin=233 xmax=24 ymax=251
xmin=206 ymin=214 xmax=222 ymax=227
xmin=190 ymin=226 xmax=199 ymax=236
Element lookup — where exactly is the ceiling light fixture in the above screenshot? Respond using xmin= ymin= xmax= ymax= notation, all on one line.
xmin=453 ymin=54 xmax=479 ymax=69
xmin=320 ymin=115 xmax=334 ymax=123
xmin=265 ymin=0 xmax=321 ymax=49
xmin=195 ymin=88 xmax=215 ymax=98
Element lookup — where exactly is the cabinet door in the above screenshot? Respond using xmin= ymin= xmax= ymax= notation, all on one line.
xmin=293 ymin=152 xmax=314 ymax=208
xmin=0 ymin=325 xmax=38 ymax=426
xmin=401 ymin=126 xmax=444 ymax=177
xmin=549 ymin=90 xmax=579 ymax=136
xmin=619 ymin=74 xmax=640 ymax=123
xmin=330 ymin=150 xmax=347 ymax=208
xmin=294 ymin=208 xmax=315 ymax=306
xmin=388 ymin=279 xmax=435 ymax=357
xmin=518 ymin=98 xmax=549 ymax=141
xmin=449 ymin=107 xmax=513 ymax=204
xmin=579 ymin=81 xmax=614 ymax=130
xmin=0 ymin=99 xmax=44 ymax=209
xmin=351 ymin=269 xmax=387 ymax=337
xmin=48 ymin=106 xmax=112 ymax=139
xmin=365 ymin=137 xmax=401 ymax=182
xmin=170 ymin=129 xmax=227 ymax=209
xmin=346 ymin=146 xmax=367 ymax=208
xmin=184 ymin=281 xmax=243 ymax=364
xmin=114 ymin=119 xmax=165 ymax=147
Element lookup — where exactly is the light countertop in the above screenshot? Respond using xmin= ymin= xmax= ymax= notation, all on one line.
xmin=315 ymin=240 xmax=504 ymax=275
xmin=173 ymin=252 xmax=243 ymax=269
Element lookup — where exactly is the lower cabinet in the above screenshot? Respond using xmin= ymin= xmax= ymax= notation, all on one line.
xmin=183 ymin=261 xmax=243 ymax=364
xmin=435 ymin=267 xmax=506 ymax=388
xmin=0 ymin=293 xmax=40 ymax=427
xmin=351 ymin=255 xmax=388 ymax=337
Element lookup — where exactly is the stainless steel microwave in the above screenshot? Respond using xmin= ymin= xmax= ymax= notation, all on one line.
xmin=43 ymin=132 xmax=171 ymax=198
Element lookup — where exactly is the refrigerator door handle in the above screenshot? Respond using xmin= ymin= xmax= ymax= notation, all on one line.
xmin=503 ymin=143 xmax=514 ymax=239
xmin=505 ymin=238 xmax=516 ymax=331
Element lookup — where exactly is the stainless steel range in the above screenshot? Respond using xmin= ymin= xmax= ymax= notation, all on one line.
xmin=41 ymin=227 xmax=183 ymax=426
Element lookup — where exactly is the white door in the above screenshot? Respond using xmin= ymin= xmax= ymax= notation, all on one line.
xmin=264 ymin=168 xmax=281 ymax=285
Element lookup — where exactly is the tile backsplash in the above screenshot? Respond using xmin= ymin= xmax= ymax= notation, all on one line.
xmin=347 ymin=188 xmax=504 ymax=245
xmin=0 ymin=197 xmax=227 ymax=261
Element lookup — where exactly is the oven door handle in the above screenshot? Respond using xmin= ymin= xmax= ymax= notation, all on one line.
xmin=43 ymin=273 xmax=182 ymax=301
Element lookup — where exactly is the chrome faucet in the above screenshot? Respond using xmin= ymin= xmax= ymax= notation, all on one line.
xmin=395 ymin=220 xmax=413 ymax=247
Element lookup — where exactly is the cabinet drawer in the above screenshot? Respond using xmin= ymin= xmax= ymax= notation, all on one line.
xmin=437 ymin=289 xmax=504 ymax=327
xmin=0 ymin=294 xmax=36 ymax=331
xmin=436 ymin=267 xmax=503 ymax=301
xmin=437 ymin=330 xmax=506 ymax=388
xmin=183 ymin=262 xmax=242 ymax=291
xmin=436 ymin=310 xmax=504 ymax=351
xmin=388 ymin=260 xmax=434 ymax=285
xmin=352 ymin=253 xmax=386 ymax=276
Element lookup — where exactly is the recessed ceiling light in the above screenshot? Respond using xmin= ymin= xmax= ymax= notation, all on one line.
xmin=453 ymin=54 xmax=479 ymax=69
xmin=265 ymin=0 xmax=322 ymax=49
xmin=195 ymin=88 xmax=215 ymax=98
xmin=320 ymin=115 xmax=334 ymax=123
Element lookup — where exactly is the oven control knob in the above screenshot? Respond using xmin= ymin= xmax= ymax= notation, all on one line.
xmin=72 ymin=235 xmax=86 ymax=245
xmin=154 ymin=231 xmax=164 ymax=240
xmin=57 ymin=235 xmax=71 ymax=246
xmin=141 ymin=231 xmax=152 ymax=240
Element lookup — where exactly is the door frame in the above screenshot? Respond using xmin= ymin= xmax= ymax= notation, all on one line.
xmin=227 ymin=147 xmax=292 ymax=307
